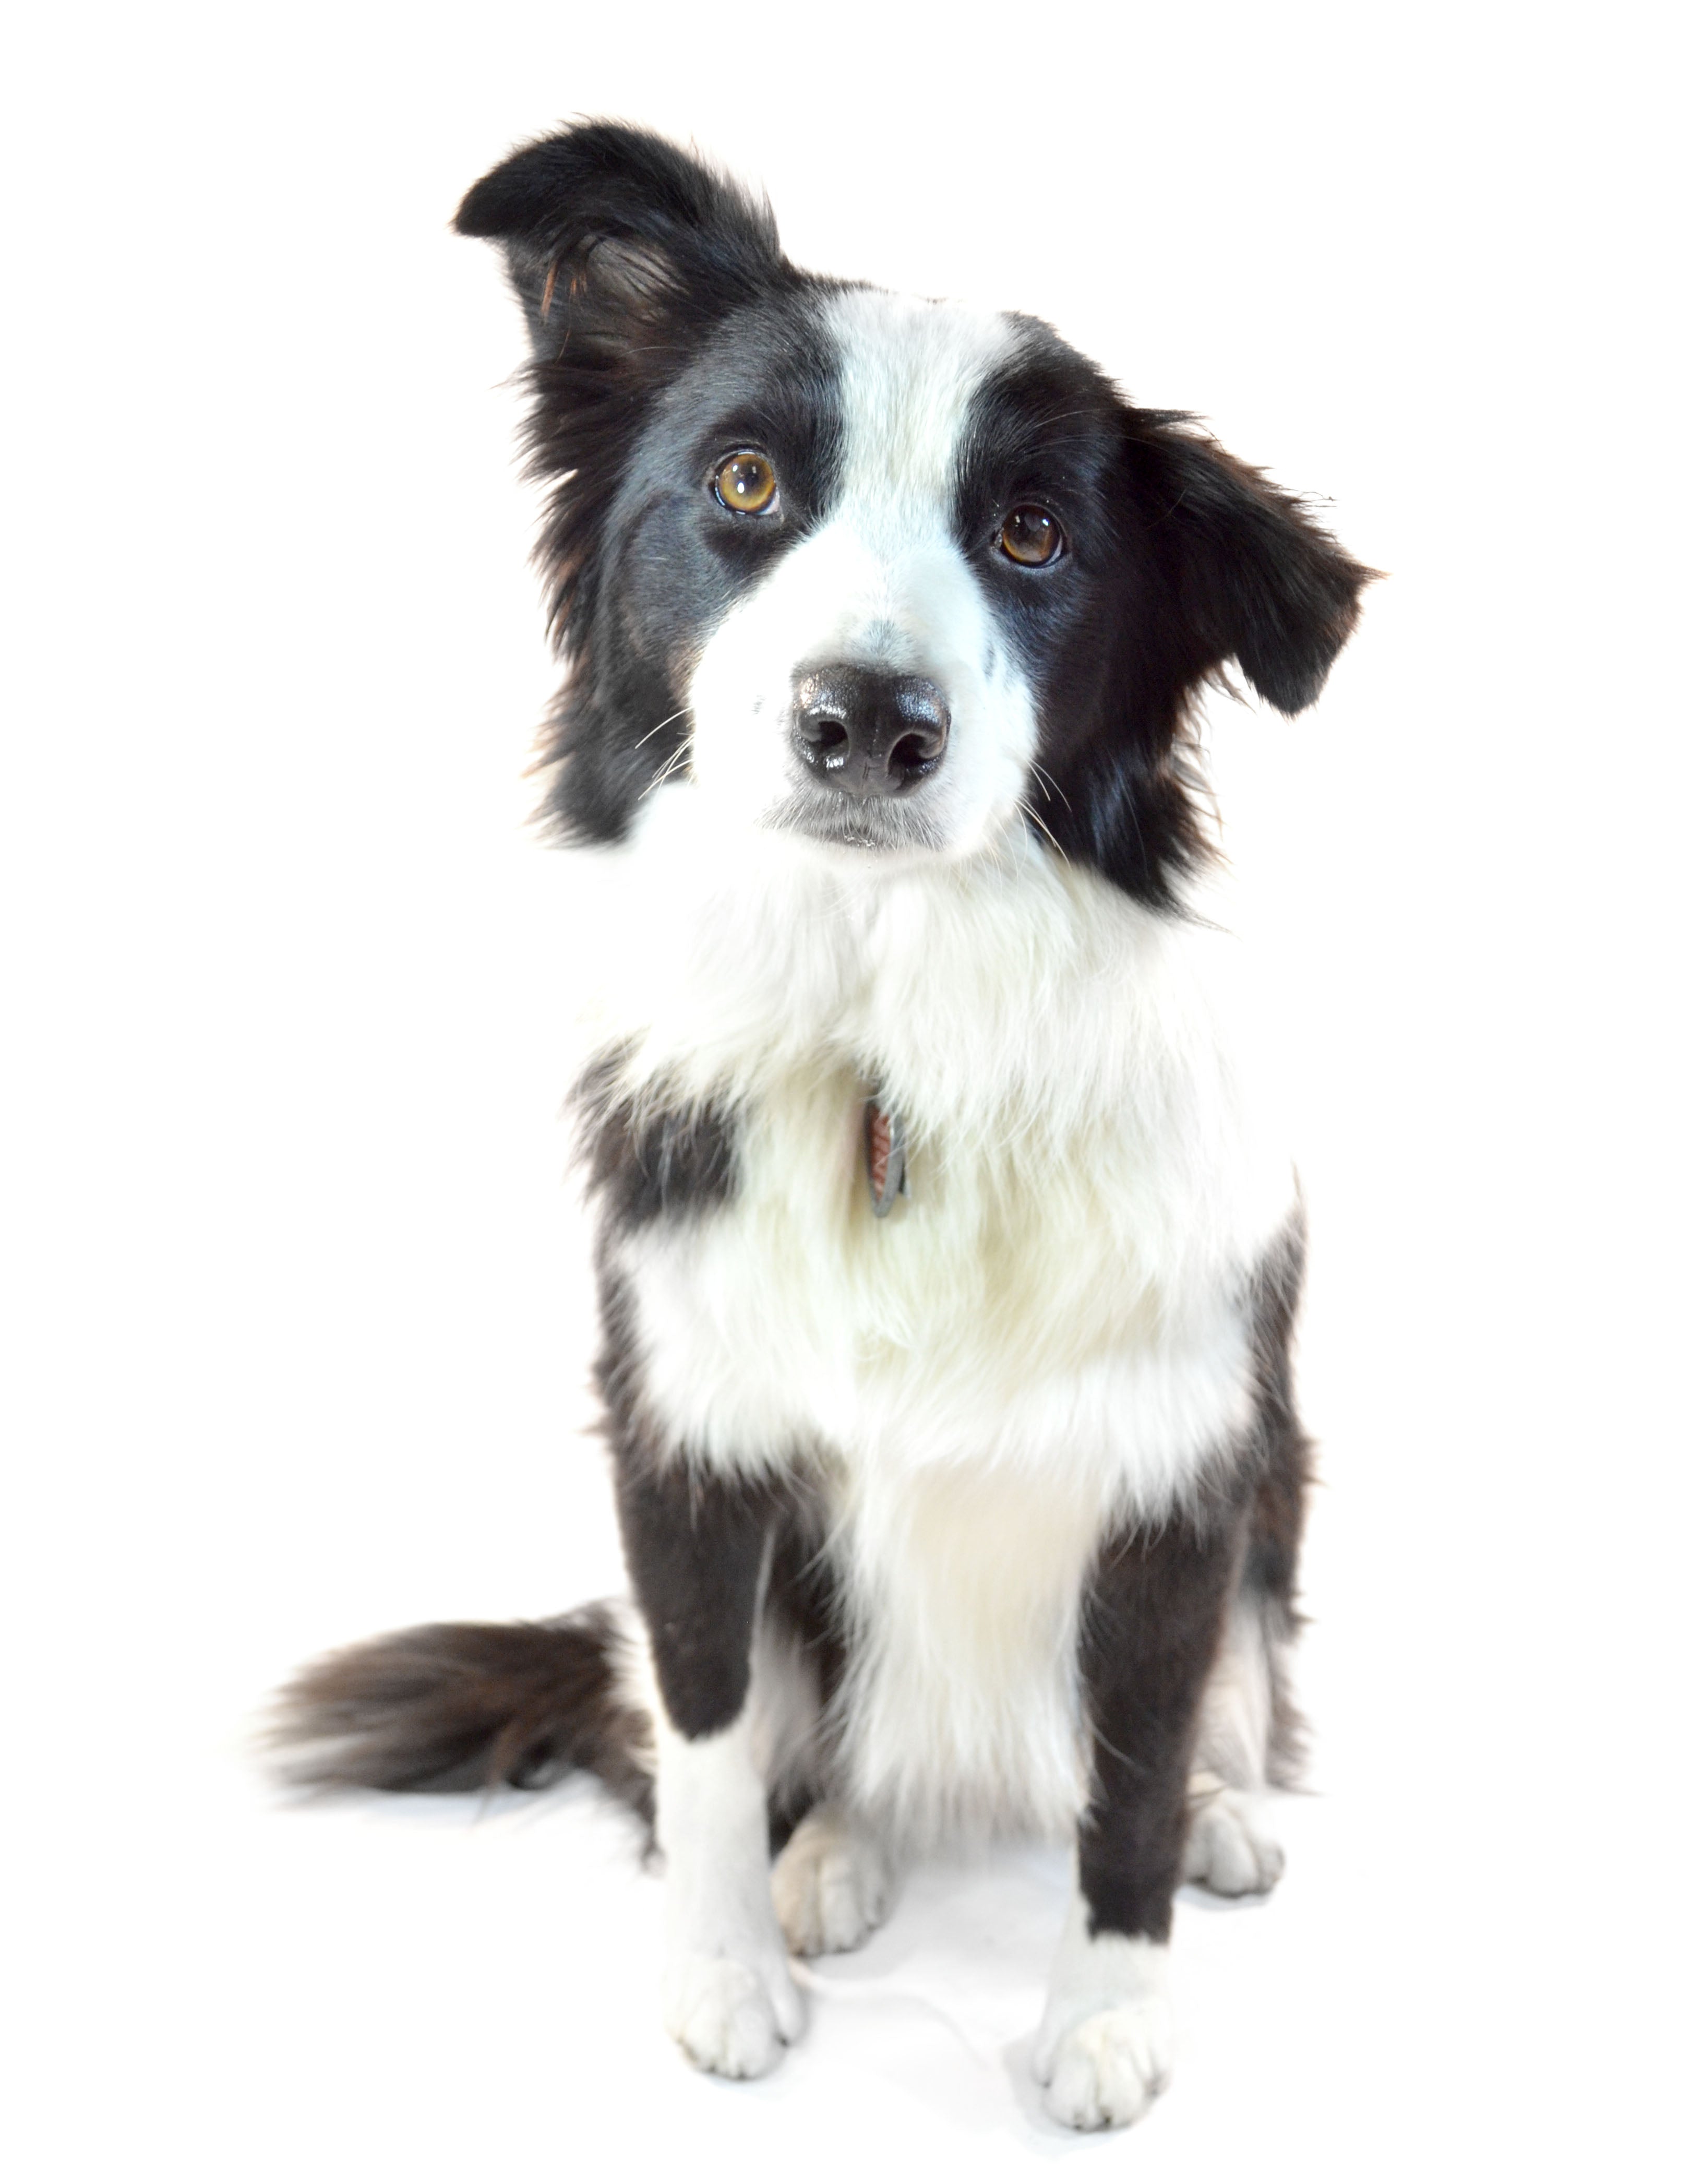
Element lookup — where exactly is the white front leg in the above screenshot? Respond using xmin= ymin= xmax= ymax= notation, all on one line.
xmin=656 ymin=1705 xmax=805 ymax=2078
xmin=1033 ymin=1892 xmax=1174 ymax=2130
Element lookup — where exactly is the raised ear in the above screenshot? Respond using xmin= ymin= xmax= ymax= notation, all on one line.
xmin=1123 ymin=412 xmax=1375 ymax=714
xmin=454 ymin=121 xmax=789 ymax=366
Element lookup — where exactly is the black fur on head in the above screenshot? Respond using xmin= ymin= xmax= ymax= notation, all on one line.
xmin=455 ymin=122 xmax=809 ymax=833
xmin=976 ymin=345 xmax=1376 ymax=903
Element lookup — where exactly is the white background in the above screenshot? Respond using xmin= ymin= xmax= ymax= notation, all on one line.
xmin=4 ymin=4 xmax=1697 ymax=2177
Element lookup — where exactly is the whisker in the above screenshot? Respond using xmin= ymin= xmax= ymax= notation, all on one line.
xmin=1018 ymin=797 xmax=1065 ymax=858
xmin=1031 ymin=763 xmax=1072 ymax=812
xmin=643 ymin=741 xmax=694 ymax=796
xmin=633 ymin=707 xmax=692 ymax=750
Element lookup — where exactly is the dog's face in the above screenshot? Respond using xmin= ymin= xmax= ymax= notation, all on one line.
xmin=459 ymin=126 xmax=1370 ymax=908
xmin=648 ymin=288 xmax=1049 ymax=863
xmin=605 ymin=285 xmax=1117 ymax=866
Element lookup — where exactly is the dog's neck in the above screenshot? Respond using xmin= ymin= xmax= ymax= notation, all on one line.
xmin=564 ymin=781 xmax=1272 ymax=1164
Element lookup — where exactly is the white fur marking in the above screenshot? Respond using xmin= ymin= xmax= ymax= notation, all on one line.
xmin=688 ymin=291 xmax=1033 ymax=860
xmin=771 ymin=1805 xmax=892 ymax=1956
xmin=1033 ymin=1894 xmax=1173 ymax=2130
xmin=654 ymin=1707 xmax=803 ymax=2077
xmin=834 ymin=1457 xmax=1101 ymax=1842
xmin=1183 ymin=1774 xmax=1286 ymax=1895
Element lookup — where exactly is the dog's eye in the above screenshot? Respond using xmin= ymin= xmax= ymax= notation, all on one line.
xmin=713 ymin=451 xmax=779 ymax=515
xmin=998 ymin=506 xmax=1064 ymax=566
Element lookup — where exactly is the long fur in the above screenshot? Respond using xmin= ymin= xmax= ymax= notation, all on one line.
xmin=279 ymin=1605 xmax=654 ymax=1814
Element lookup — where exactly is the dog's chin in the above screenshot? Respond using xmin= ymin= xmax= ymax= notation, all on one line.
xmin=762 ymin=787 xmax=951 ymax=861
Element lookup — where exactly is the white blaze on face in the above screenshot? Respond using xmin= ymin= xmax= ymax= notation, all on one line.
xmin=687 ymin=289 xmax=1040 ymax=858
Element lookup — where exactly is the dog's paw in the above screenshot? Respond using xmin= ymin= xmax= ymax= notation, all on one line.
xmin=1033 ymin=1996 xmax=1173 ymax=2131
xmin=662 ymin=1949 xmax=806 ymax=2079
xmin=1183 ymin=1784 xmax=1285 ymax=1896
xmin=772 ymin=1806 xmax=891 ymax=1956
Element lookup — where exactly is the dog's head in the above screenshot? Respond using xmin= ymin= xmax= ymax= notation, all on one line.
xmin=458 ymin=123 xmax=1372 ymax=909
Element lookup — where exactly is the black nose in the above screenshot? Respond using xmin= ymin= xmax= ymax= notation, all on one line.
xmin=791 ymin=667 xmax=951 ymax=799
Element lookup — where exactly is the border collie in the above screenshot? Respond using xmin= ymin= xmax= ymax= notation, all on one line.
xmin=278 ymin=121 xmax=1371 ymax=2131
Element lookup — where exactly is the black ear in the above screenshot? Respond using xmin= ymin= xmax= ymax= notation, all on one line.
xmin=454 ymin=121 xmax=788 ymax=367
xmin=455 ymin=125 xmax=795 ymax=665
xmin=1124 ymin=412 xmax=1375 ymax=714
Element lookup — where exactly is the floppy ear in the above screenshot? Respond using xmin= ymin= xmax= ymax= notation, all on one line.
xmin=454 ymin=121 xmax=788 ymax=370
xmin=1123 ymin=411 xmax=1375 ymax=714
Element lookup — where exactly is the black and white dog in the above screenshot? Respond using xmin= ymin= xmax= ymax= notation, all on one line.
xmin=280 ymin=122 xmax=1370 ymax=2130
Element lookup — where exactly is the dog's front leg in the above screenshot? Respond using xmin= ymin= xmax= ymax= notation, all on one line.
xmin=1035 ymin=1503 xmax=1247 ymax=2130
xmin=615 ymin=1453 xmax=804 ymax=2078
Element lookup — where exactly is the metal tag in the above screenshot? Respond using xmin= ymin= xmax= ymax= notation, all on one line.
xmin=864 ymin=1098 xmax=907 ymax=1217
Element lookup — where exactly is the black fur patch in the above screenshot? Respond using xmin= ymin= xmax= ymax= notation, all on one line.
xmin=595 ymin=1261 xmax=786 ymax=1743
xmin=956 ymin=328 xmax=1374 ymax=910
xmin=1076 ymin=1503 xmax=1248 ymax=1942
xmin=455 ymin=122 xmax=788 ymax=372
xmin=611 ymin=1452 xmax=775 ymax=1740
xmin=763 ymin=1500 xmax=848 ymax=1843
xmin=530 ymin=279 xmax=846 ymax=844
xmin=574 ymin=1054 xmax=741 ymax=1230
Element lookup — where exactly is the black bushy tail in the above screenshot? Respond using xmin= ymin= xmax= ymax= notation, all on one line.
xmin=273 ymin=1603 xmax=655 ymax=1822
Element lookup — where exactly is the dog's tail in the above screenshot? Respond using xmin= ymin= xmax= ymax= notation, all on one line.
xmin=272 ymin=1602 xmax=656 ymax=1822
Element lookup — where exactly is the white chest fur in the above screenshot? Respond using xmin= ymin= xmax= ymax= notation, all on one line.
xmin=587 ymin=790 xmax=1293 ymax=1481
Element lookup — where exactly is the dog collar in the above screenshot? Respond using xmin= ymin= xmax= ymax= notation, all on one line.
xmin=864 ymin=1098 xmax=908 ymax=1218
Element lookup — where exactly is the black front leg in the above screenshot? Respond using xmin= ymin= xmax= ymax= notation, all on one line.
xmin=1032 ymin=1494 xmax=1248 ymax=2128
xmin=613 ymin=1451 xmax=773 ymax=1741
xmin=1076 ymin=1500 xmax=1249 ymax=1942
xmin=597 ymin=1252 xmax=776 ymax=1746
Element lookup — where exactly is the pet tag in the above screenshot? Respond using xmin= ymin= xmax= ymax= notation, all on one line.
xmin=864 ymin=1099 xmax=907 ymax=1217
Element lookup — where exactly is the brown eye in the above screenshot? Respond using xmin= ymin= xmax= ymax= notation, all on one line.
xmin=998 ymin=505 xmax=1063 ymax=566
xmin=713 ymin=450 xmax=778 ymax=514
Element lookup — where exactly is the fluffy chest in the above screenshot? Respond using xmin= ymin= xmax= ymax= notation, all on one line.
xmin=824 ymin=1450 xmax=1108 ymax=1842
xmin=614 ymin=1060 xmax=1267 ymax=1501
xmin=586 ymin=802 xmax=1294 ymax=1501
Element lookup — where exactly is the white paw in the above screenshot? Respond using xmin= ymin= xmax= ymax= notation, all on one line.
xmin=1035 ymin=1996 xmax=1174 ymax=2131
xmin=772 ymin=1807 xmax=891 ymax=1956
xmin=1183 ymin=1785 xmax=1285 ymax=1896
xmin=662 ymin=1949 xmax=806 ymax=2079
